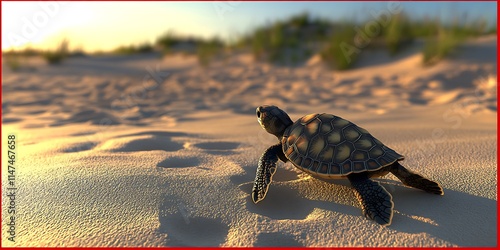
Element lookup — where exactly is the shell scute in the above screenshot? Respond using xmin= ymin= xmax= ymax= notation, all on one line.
xmin=286 ymin=134 xmax=298 ymax=147
xmin=309 ymin=136 xmax=326 ymax=158
xmin=343 ymin=125 xmax=361 ymax=141
xmin=301 ymin=113 xmax=320 ymax=125
xmin=353 ymin=162 xmax=365 ymax=171
xmin=320 ymin=122 xmax=333 ymax=134
xmin=291 ymin=124 xmax=303 ymax=136
xmin=341 ymin=162 xmax=352 ymax=174
xmin=330 ymin=164 xmax=341 ymax=175
xmin=319 ymin=147 xmax=334 ymax=162
xmin=367 ymin=159 xmax=380 ymax=169
xmin=334 ymin=142 xmax=353 ymax=163
xmin=354 ymin=135 xmax=373 ymax=150
xmin=327 ymin=130 xmax=342 ymax=145
xmin=318 ymin=163 xmax=329 ymax=174
xmin=357 ymin=126 xmax=370 ymax=134
xmin=352 ymin=150 xmax=368 ymax=161
xmin=295 ymin=136 xmax=309 ymax=154
xmin=332 ymin=117 xmax=350 ymax=130
xmin=302 ymin=157 xmax=313 ymax=169
xmin=304 ymin=119 xmax=320 ymax=137
xmin=369 ymin=146 xmax=384 ymax=158
xmin=295 ymin=156 xmax=304 ymax=166
xmin=288 ymin=150 xmax=297 ymax=161
xmin=310 ymin=161 xmax=320 ymax=172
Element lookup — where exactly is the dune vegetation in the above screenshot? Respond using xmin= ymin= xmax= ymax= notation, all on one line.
xmin=161 ymin=12 xmax=493 ymax=68
xmin=3 ymin=12 xmax=495 ymax=69
xmin=42 ymin=39 xmax=70 ymax=65
xmin=237 ymin=12 xmax=494 ymax=69
xmin=263 ymin=13 xmax=492 ymax=69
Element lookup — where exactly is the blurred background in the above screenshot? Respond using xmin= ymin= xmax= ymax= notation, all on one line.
xmin=2 ymin=1 xmax=497 ymax=68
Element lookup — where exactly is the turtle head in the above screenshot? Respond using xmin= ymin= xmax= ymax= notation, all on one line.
xmin=256 ymin=105 xmax=293 ymax=140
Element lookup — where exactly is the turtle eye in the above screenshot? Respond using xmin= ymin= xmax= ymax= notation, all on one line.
xmin=256 ymin=110 xmax=261 ymax=118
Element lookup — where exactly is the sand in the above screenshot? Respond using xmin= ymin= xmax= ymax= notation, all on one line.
xmin=1 ymin=36 xmax=497 ymax=247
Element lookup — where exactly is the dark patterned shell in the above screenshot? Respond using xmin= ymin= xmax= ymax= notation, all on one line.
xmin=281 ymin=113 xmax=404 ymax=178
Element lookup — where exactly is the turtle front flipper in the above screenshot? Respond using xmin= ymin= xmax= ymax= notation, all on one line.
xmin=252 ymin=143 xmax=282 ymax=203
xmin=390 ymin=162 xmax=444 ymax=195
xmin=348 ymin=173 xmax=394 ymax=226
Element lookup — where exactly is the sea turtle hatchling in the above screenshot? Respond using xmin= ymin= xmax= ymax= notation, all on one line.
xmin=252 ymin=105 xmax=443 ymax=226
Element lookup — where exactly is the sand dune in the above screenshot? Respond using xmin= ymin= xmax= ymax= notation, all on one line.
xmin=1 ymin=36 xmax=496 ymax=247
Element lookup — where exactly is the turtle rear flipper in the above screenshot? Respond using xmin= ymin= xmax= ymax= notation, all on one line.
xmin=348 ymin=173 xmax=394 ymax=226
xmin=390 ymin=162 xmax=444 ymax=195
xmin=252 ymin=143 xmax=282 ymax=203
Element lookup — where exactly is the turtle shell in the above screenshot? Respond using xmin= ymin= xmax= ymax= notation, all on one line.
xmin=281 ymin=113 xmax=404 ymax=178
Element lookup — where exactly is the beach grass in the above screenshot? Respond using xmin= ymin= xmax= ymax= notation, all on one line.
xmin=156 ymin=31 xmax=180 ymax=55
xmin=382 ymin=13 xmax=414 ymax=55
xmin=422 ymin=28 xmax=462 ymax=65
xmin=241 ymin=12 xmax=496 ymax=69
xmin=4 ymin=52 xmax=22 ymax=71
xmin=42 ymin=39 xmax=69 ymax=65
xmin=196 ymin=38 xmax=224 ymax=66
xmin=419 ymin=19 xmax=486 ymax=65
xmin=245 ymin=13 xmax=329 ymax=65
xmin=113 ymin=43 xmax=153 ymax=55
xmin=320 ymin=25 xmax=358 ymax=70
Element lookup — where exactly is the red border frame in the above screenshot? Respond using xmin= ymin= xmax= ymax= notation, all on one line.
xmin=0 ymin=0 xmax=498 ymax=248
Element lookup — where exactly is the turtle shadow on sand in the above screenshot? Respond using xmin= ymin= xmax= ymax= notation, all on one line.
xmin=241 ymin=172 xmax=495 ymax=246
xmin=232 ymin=161 xmax=364 ymax=220
xmin=378 ymin=179 xmax=496 ymax=247
xmin=238 ymin=180 xmax=359 ymax=221
xmin=233 ymin=164 xmax=359 ymax=220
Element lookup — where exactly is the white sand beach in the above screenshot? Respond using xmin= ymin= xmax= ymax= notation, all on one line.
xmin=1 ymin=36 xmax=497 ymax=247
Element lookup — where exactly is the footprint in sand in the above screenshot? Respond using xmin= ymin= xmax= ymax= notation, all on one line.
xmin=50 ymin=109 xmax=121 ymax=127
xmin=254 ymin=232 xmax=303 ymax=247
xmin=158 ymin=213 xmax=229 ymax=246
xmin=157 ymin=156 xmax=200 ymax=169
xmin=69 ymin=131 xmax=97 ymax=137
xmin=99 ymin=136 xmax=183 ymax=152
xmin=2 ymin=117 xmax=23 ymax=124
xmin=61 ymin=142 xmax=98 ymax=153
xmin=194 ymin=141 xmax=240 ymax=155
xmin=158 ymin=187 xmax=230 ymax=246
xmin=115 ymin=131 xmax=188 ymax=138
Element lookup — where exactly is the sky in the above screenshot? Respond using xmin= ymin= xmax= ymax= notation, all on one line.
xmin=2 ymin=1 xmax=497 ymax=52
